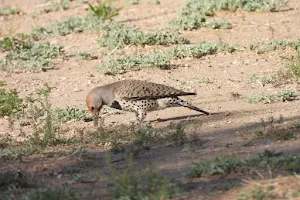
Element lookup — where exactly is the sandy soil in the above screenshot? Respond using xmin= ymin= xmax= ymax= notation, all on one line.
xmin=0 ymin=0 xmax=300 ymax=199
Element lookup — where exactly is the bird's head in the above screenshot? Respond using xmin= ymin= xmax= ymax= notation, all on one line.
xmin=86 ymin=88 xmax=103 ymax=127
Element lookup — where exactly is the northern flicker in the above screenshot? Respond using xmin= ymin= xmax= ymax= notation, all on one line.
xmin=86 ymin=79 xmax=210 ymax=126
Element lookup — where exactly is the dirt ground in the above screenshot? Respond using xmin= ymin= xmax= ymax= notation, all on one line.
xmin=0 ymin=0 xmax=300 ymax=199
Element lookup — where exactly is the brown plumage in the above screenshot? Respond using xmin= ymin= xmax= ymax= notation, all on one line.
xmin=86 ymin=79 xmax=210 ymax=126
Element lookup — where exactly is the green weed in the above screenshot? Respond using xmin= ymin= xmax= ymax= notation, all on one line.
xmin=98 ymin=23 xmax=189 ymax=49
xmin=182 ymin=0 xmax=288 ymax=15
xmin=32 ymin=16 xmax=104 ymax=36
xmin=250 ymin=39 xmax=300 ymax=54
xmin=21 ymin=85 xmax=78 ymax=147
xmin=171 ymin=0 xmax=287 ymax=30
xmin=0 ymin=83 xmax=23 ymax=117
xmin=87 ymin=0 xmax=121 ymax=20
xmin=237 ymin=186 xmax=276 ymax=200
xmin=106 ymin=152 xmax=180 ymax=199
xmin=99 ymin=42 xmax=236 ymax=74
xmin=0 ymin=7 xmax=20 ymax=16
xmin=21 ymin=184 xmax=81 ymax=200
xmin=75 ymin=52 xmax=98 ymax=60
xmin=187 ymin=150 xmax=299 ymax=178
xmin=52 ymin=107 xmax=92 ymax=123
xmin=246 ymin=90 xmax=297 ymax=104
xmin=35 ymin=0 xmax=71 ymax=13
xmin=247 ymin=150 xmax=297 ymax=169
xmin=186 ymin=156 xmax=241 ymax=177
xmin=0 ymin=171 xmax=30 ymax=189
xmin=169 ymin=124 xmax=187 ymax=146
xmin=134 ymin=126 xmax=158 ymax=150
xmin=125 ymin=0 xmax=141 ymax=5
xmin=170 ymin=13 xmax=231 ymax=30
xmin=286 ymin=56 xmax=300 ymax=77
xmin=251 ymin=74 xmax=274 ymax=87
xmin=0 ymin=147 xmax=41 ymax=160
xmin=0 ymin=35 xmax=64 ymax=71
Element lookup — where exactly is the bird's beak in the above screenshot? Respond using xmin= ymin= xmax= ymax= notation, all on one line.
xmin=92 ymin=110 xmax=100 ymax=127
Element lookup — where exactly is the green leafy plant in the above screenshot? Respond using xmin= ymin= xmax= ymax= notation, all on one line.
xmin=99 ymin=42 xmax=236 ymax=74
xmin=36 ymin=0 xmax=71 ymax=13
xmin=250 ymin=39 xmax=300 ymax=54
xmin=0 ymin=7 xmax=20 ymax=16
xmin=32 ymin=16 xmax=104 ymax=36
xmin=170 ymin=13 xmax=231 ymax=30
xmin=186 ymin=150 xmax=299 ymax=178
xmin=246 ymin=90 xmax=297 ymax=104
xmin=186 ymin=156 xmax=241 ymax=177
xmin=0 ymin=83 xmax=23 ymax=117
xmin=52 ymin=107 xmax=92 ymax=123
xmin=98 ymin=23 xmax=189 ymax=49
xmin=87 ymin=0 xmax=121 ymax=20
xmin=0 ymin=171 xmax=30 ymax=189
xmin=0 ymin=35 xmax=64 ymax=71
xmin=21 ymin=184 xmax=81 ymax=200
xmin=125 ymin=0 xmax=141 ymax=5
xmin=106 ymin=152 xmax=180 ymax=199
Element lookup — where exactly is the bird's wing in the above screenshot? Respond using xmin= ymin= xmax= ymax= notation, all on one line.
xmin=113 ymin=80 xmax=196 ymax=101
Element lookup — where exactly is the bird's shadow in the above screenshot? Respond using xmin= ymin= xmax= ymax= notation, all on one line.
xmin=148 ymin=112 xmax=227 ymax=123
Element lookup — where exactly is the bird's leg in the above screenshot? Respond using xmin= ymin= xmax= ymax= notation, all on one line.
xmin=136 ymin=110 xmax=147 ymax=126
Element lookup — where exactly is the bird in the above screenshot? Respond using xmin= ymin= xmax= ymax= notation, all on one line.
xmin=86 ymin=79 xmax=210 ymax=126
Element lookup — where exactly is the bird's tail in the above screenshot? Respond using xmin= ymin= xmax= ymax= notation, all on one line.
xmin=177 ymin=98 xmax=210 ymax=115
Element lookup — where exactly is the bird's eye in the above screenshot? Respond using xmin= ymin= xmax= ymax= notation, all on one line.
xmin=91 ymin=106 xmax=94 ymax=110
